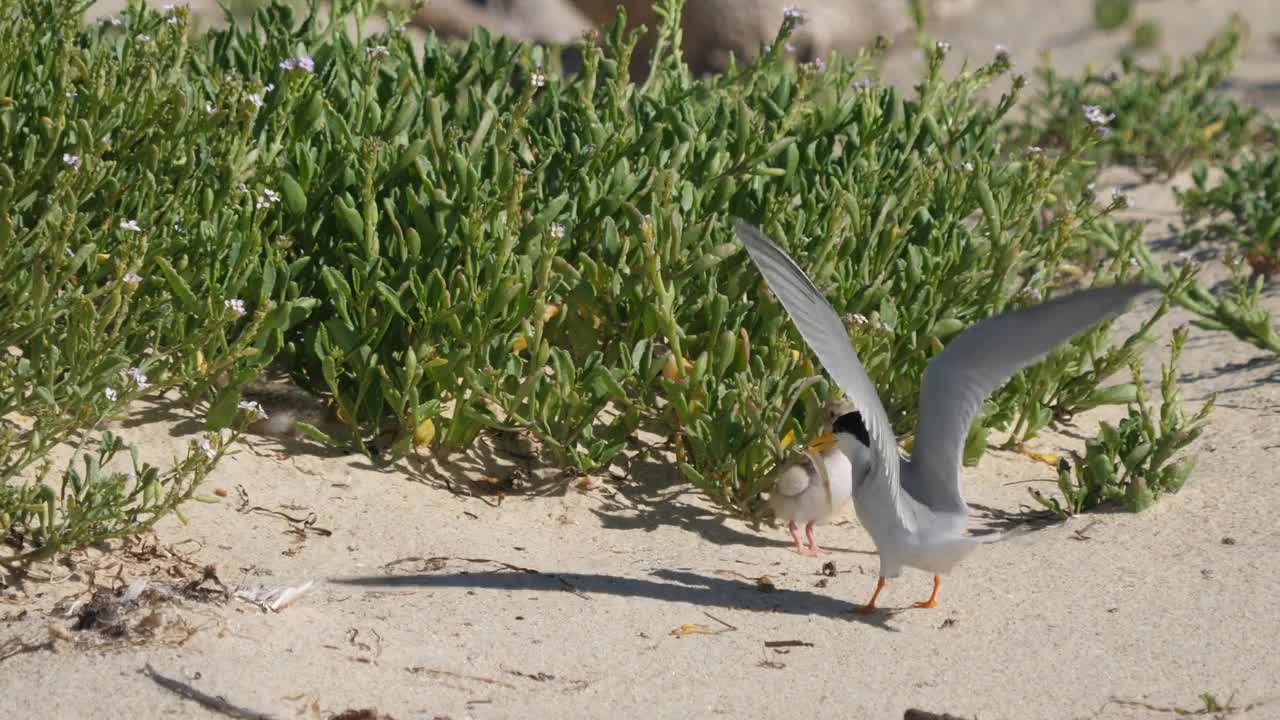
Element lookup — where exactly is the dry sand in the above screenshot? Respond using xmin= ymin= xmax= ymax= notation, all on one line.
xmin=4 ymin=2 xmax=1280 ymax=719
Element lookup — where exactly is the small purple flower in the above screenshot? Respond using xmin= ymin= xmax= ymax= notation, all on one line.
xmin=782 ymin=5 xmax=806 ymax=23
xmin=105 ymin=387 xmax=118 ymax=402
xmin=238 ymin=400 xmax=269 ymax=420
xmin=530 ymin=70 xmax=546 ymax=88
xmin=255 ymin=188 xmax=280 ymax=209
xmin=961 ymin=161 xmax=974 ymax=172
xmin=135 ymin=33 xmax=151 ymax=42
xmin=849 ymin=313 xmax=868 ymax=326
xmin=120 ymin=219 xmax=141 ymax=232
xmin=280 ymin=55 xmax=315 ymax=73
xmin=125 ymin=366 xmax=148 ymax=390
xmin=810 ymin=57 xmax=826 ymax=72
xmin=123 ymin=271 xmax=142 ymax=285
xmin=549 ymin=222 xmax=565 ymax=240
xmin=248 ymin=93 xmax=264 ymax=108
xmin=198 ymin=437 xmax=216 ymax=460
xmin=225 ymin=298 xmax=246 ymax=318
xmin=63 ymin=153 xmax=81 ymax=169
xmin=1082 ymin=104 xmax=1115 ymax=128
xmin=366 ymin=45 xmax=390 ymax=60
xmin=1112 ymin=189 xmax=1135 ymax=209
xmin=784 ymin=41 xmax=796 ymax=54
xmin=850 ymin=77 xmax=872 ymax=90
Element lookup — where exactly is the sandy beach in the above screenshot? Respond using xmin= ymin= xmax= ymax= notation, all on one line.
xmin=4 ymin=1 xmax=1280 ymax=718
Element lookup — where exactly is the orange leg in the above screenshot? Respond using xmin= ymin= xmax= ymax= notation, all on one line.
xmin=914 ymin=575 xmax=941 ymax=609
xmin=858 ymin=576 xmax=887 ymax=614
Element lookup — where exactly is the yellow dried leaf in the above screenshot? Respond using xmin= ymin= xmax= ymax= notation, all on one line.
xmin=512 ymin=333 xmax=529 ymax=353
xmin=196 ymin=350 xmax=208 ymax=374
xmin=1058 ymin=262 xmax=1086 ymax=278
xmin=414 ymin=418 xmax=436 ymax=447
xmin=1020 ymin=448 xmax=1060 ymax=467
xmin=662 ymin=353 xmax=680 ymax=381
xmin=1201 ymin=119 xmax=1225 ymax=140
xmin=671 ymin=623 xmax=713 ymax=637
xmin=543 ymin=303 xmax=560 ymax=321
xmin=780 ymin=429 xmax=795 ymax=449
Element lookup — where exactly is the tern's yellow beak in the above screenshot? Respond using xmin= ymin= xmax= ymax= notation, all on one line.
xmin=807 ymin=431 xmax=837 ymax=453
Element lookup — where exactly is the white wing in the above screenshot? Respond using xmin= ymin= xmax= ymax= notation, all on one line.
xmin=770 ymin=462 xmax=814 ymax=498
xmin=907 ymin=283 xmax=1153 ymax=514
xmin=734 ymin=221 xmax=903 ymax=493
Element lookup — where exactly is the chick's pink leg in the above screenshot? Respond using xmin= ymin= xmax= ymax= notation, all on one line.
xmin=788 ymin=522 xmax=816 ymax=556
xmin=804 ymin=522 xmax=826 ymax=555
xmin=787 ymin=521 xmax=805 ymax=553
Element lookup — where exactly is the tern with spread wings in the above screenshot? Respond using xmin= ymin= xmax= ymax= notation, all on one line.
xmin=736 ymin=220 xmax=1150 ymax=612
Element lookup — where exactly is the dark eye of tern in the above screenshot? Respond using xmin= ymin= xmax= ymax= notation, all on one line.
xmin=833 ymin=410 xmax=871 ymax=448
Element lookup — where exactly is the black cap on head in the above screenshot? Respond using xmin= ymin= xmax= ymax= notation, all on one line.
xmin=833 ymin=410 xmax=871 ymax=448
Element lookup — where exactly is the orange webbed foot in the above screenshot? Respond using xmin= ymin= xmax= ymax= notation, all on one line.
xmin=914 ymin=575 xmax=941 ymax=609
xmin=855 ymin=576 xmax=887 ymax=615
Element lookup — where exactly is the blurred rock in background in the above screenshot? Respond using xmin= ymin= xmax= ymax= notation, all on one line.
xmin=411 ymin=0 xmax=981 ymax=76
xmin=412 ymin=0 xmax=594 ymax=46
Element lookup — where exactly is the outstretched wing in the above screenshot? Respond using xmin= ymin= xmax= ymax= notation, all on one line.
xmin=908 ymin=283 xmax=1153 ymax=514
xmin=734 ymin=220 xmax=903 ymax=491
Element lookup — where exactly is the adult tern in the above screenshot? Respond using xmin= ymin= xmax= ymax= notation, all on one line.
xmin=736 ymin=220 xmax=1149 ymax=612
